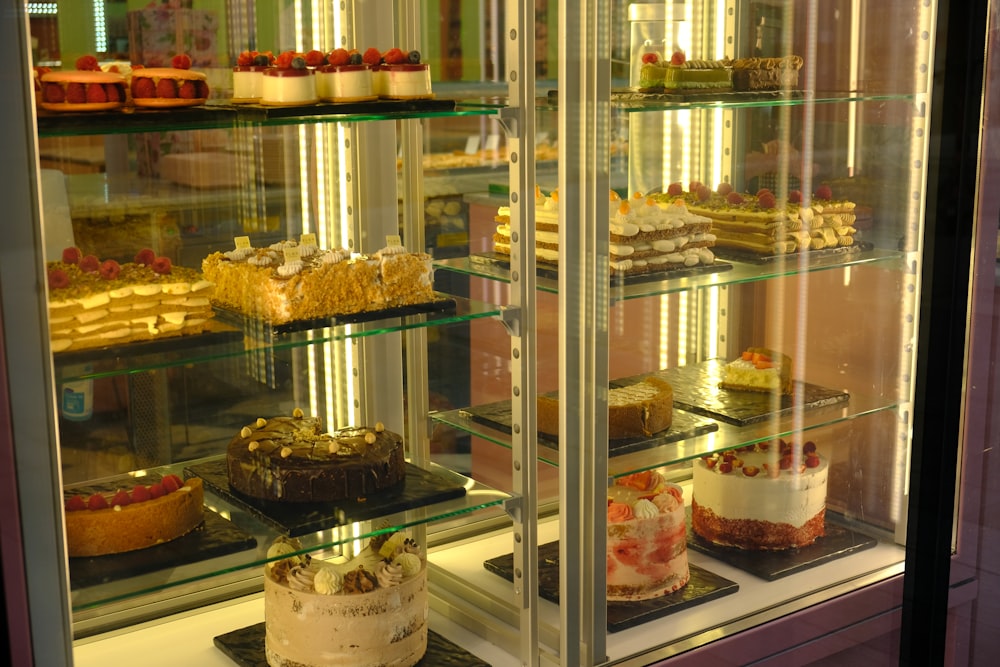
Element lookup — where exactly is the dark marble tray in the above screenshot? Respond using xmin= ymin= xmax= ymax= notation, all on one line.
xmin=640 ymin=360 xmax=850 ymax=426
xmin=69 ymin=510 xmax=256 ymax=590
xmin=470 ymin=251 xmax=733 ymax=285
xmin=686 ymin=510 xmax=879 ymax=581
xmin=214 ymin=294 xmax=457 ymax=338
xmin=214 ymin=623 xmax=491 ymax=667
xmin=186 ymin=459 xmax=467 ymax=538
xmin=462 ymin=399 xmax=718 ymax=455
xmin=712 ymin=242 xmax=870 ymax=266
xmin=484 ymin=540 xmax=739 ymax=633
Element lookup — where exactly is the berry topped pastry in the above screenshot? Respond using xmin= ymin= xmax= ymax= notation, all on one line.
xmin=131 ymin=53 xmax=210 ymax=108
xmin=38 ymin=55 xmax=127 ymax=112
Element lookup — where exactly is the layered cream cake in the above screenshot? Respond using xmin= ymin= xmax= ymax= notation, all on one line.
xmin=201 ymin=239 xmax=435 ymax=325
xmin=732 ymin=55 xmax=803 ymax=91
xmin=47 ymin=247 xmax=216 ymax=353
xmin=225 ymin=409 xmax=406 ymax=503
xmin=607 ymin=471 xmax=690 ymax=601
xmin=638 ymin=51 xmax=732 ymax=92
xmin=719 ymin=346 xmax=793 ymax=395
xmin=692 ymin=440 xmax=828 ymax=550
xmin=537 ymin=376 xmax=673 ymax=440
xmin=63 ymin=474 xmax=204 ymax=557
xmin=493 ymin=188 xmax=717 ymax=276
xmin=655 ymin=184 xmax=857 ymax=256
xmin=265 ymin=533 xmax=427 ymax=667
xmin=232 ymin=50 xmax=275 ymax=102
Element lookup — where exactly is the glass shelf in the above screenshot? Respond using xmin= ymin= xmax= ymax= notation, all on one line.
xmin=432 ymin=389 xmax=902 ymax=476
xmin=53 ymin=295 xmax=505 ymax=383
xmin=435 ymin=248 xmax=905 ymax=300
xmin=68 ymin=459 xmax=509 ymax=613
xmin=36 ymin=99 xmax=500 ymax=138
xmin=535 ymin=90 xmax=919 ymax=113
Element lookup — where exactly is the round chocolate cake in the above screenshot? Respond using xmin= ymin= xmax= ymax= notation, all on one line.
xmin=226 ymin=410 xmax=406 ymax=502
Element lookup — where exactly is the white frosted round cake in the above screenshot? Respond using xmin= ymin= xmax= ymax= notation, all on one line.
xmin=264 ymin=533 xmax=427 ymax=667
xmin=232 ymin=50 xmax=275 ymax=103
xmin=692 ymin=440 xmax=828 ymax=550
xmin=317 ymin=48 xmax=378 ymax=102
xmin=374 ymin=48 xmax=432 ymax=100
xmin=607 ymin=472 xmax=689 ymax=601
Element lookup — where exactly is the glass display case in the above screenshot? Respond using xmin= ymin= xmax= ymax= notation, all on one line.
xmin=0 ymin=1 xmax=993 ymax=666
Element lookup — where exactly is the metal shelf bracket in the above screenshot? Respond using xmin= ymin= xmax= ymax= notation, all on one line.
xmin=496 ymin=305 xmax=522 ymax=337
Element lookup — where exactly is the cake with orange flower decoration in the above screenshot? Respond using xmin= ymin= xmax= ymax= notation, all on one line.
xmin=607 ymin=471 xmax=690 ymax=601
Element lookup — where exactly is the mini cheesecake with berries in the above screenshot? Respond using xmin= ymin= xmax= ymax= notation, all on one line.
xmin=638 ymin=50 xmax=732 ymax=93
xmin=376 ymin=47 xmax=433 ymax=100
xmin=692 ymin=440 xmax=828 ymax=550
xmin=316 ymin=47 xmax=379 ymax=102
xmin=63 ymin=474 xmax=204 ymax=557
xmin=131 ymin=53 xmax=210 ymax=108
xmin=38 ymin=55 xmax=127 ymax=112
xmin=719 ymin=346 xmax=793 ymax=395
xmin=260 ymin=50 xmax=319 ymax=105
xmin=232 ymin=49 xmax=275 ymax=103
xmin=46 ymin=247 xmax=216 ymax=353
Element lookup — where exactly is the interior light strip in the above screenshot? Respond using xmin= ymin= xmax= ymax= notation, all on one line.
xmin=92 ymin=0 xmax=107 ymax=54
xmin=28 ymin=3 xmax=58 ymax=16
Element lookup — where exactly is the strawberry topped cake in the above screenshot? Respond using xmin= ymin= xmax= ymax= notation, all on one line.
xmin=261 ymin=50 xmax=319 ymax=105
xmin=692 ymin=440 xmax=828 ymax=550
xmin=63 ymin=474 xmax=204 ymax=557
xmin=232 ymin=50 xmax=275 ymax=103
xmin=316 ymin=47 xmax=380 ymax=102
xmin=38 ymin=55 xmax=127 ymax=112
xmin=131 ymin=53 xmax=210 ymax=107
xmin=638 ymin=50 xmax=732 ymax=92
xmin=375 ymin=47 xmax=433 ymax=100
xmin=607 ymin=471 xmax=690 ymax=601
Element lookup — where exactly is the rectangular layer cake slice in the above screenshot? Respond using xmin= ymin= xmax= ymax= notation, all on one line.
xmin=720 ymin=346 xmax=793 ymax=395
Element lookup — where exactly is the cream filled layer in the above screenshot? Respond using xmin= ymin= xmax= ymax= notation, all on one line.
xmin=261 ymin=69 xmax=318 ymax=104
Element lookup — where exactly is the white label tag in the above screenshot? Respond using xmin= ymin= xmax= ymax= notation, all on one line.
xmin=485 ymin=133 xmax=501 ymax=151
xmin=300 ymin=233 xmax=317 ymax=247
xmin=283 ymin=245 xmax=302 ymax=263
xmin=464 ymin=136 xmax=480 ymax=154
xmin=385 ymin=234 xmax=402 ymax=247
xmin=234 ymin=236 xmax=251 ymax=250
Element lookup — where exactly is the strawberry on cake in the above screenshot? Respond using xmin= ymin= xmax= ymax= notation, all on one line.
xmin=38 ymin=55 xmax=127 ymax=112
xmin=261 ymin=50 xmax=319 ymax=105
xmin=316 ymin=47 xmax=379 ymax=102
xmin=131 ymin=53 xmax=210 ymax=107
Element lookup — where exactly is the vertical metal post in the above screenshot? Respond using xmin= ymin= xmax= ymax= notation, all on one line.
xmin=559 ymin=0 xmax=610 ymax=665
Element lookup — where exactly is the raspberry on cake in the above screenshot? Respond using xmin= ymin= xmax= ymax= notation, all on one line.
xmin=264 ymin=533 xmax=427 ymax=667
xmin=63 ymin=474 xmax=204 ymax=557
xmin=607 ymin=471 xmax=689 ymax=601
xmin=638 ymin=50 xmax=733 ymax=92
xmin=692 ymin=440 xmax=828 ymax=550
xmin=225 ymin=409 xmax=407 ymax=502
xmin=38 ymin=55 xmax=127 ymax=112
xmin=131 ymin=53 xmax=210 ymax=107
xmin=719 ymin=346 xmax=793 ymax=394
xmin=46 ymin=247 xmax=216 ymax=353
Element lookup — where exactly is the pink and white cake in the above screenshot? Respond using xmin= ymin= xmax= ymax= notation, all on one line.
xmin=261 ymin=51 xmax=318 ymax=105
xmin=264 ymin=533 xmax=427 ymax=667
xmin=316 ymin=47 xmax=379 ymax=102
xmin=232 ymin=50 xmax=274 ymax=103
xmin=692 ymin=440 xmax=828 ymax=550
xmin=607 ymin=471 xmax=690 ymax=601
xmin=375 ymin=48 xmax=433 ymax=100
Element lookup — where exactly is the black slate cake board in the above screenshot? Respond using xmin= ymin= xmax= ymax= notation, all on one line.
xmin=69 ymin=510 xmax=256 ymax=590
xmin=647 ymin=360 xmax=850 ymax=426
xmin=686 ymin=510 xmax=878 ymax=581
xmin=470 ymin=251 xmax=732 ymax=285
xmin=214 ymin=295 xmax=457 ymax=338
xmin=712 ymin=243 xmax=869 ymax=266
xmin=484 ymin=541 xmax=739 ymax=633
xmin=187 ymin=459 xmax=467 ymax=537
xmin=215 ymin=623 xmax=492 ymax=667
xmin=462 ymin=399 xmax=718 ymax=455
